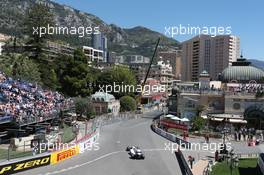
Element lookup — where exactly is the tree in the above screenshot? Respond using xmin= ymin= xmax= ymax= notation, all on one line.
xmin=255 ymin=90 xmax=264 ymax=98
xmin=75 ymin=97 xmax=95 ymax=120
xmin=61 ymin=49 xmax=99 ymax=97
xmin=0 ymin=54 xmax=41 ymax=83
xmin=191 ymin=105 xmax=206 ymax=131
xmin=196 ymin=105 xmax=206 ymax=116
xmin=97 ymin=66 xmax=137 ymax=98
xmin=120 ymin=96 xmax=136 ymax=112
xmin=24 ymin=3 xmax=54 ymax=60
xmin=191 ymin=116 xmax=205 ymax=131
xmin=39 ymin=61 xmax=59 ymax=90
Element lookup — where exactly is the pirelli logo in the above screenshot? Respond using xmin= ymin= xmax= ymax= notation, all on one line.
xmin=51 ymin=146 xmax=80 ymax=164
xmin=57 ymin=148 xmax=76 ymax=161
xmin=0 ymin=155 xmax=50 ymax=175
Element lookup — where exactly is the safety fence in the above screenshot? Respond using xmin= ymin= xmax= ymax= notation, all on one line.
xmin=0 ymin=129 xmax=99 ymax=175
xmin=96 ymin=112 xmax=141 ymax=127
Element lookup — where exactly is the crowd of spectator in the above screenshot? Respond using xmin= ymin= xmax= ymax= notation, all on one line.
xmin=0 ymin=72 xmax=72 ymax=124
xmin=227 ymin=84 xmax=264 ymax=94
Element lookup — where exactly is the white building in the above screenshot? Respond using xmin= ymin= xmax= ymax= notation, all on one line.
xmin=82 ymin=46 xmax=103 ymax=63
xmin=149 ymin=60 xmax=174 ymax=96
xmin=126 ymin=55 xmax=150 ymax=64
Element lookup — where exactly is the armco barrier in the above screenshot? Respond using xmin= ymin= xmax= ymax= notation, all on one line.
xmin=0 ymin=123 xmax=100 ymax=174
xmin=0 ymin=155 xmax=50 ymax=175
xmin=50 ymin=145 xmax=80 ymax=165
xmin=175 ymin=151 xmax=193 ymax=175
xmin=258 ymin=153 xmax=264 ymax=175
xmin=151 ymin=124 xmax=191 ymax=149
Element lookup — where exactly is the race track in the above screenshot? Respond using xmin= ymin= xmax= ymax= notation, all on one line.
xmin=18 ymin=111 xmax=182 ymax=175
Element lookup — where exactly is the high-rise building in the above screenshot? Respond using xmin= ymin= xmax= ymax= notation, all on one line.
xmin=91 ymin=32 xmax=108 ymax=62
xmin=158 ymin=50 xmax=182 ymax=80
xmin=181 ymin=35 xmax=240 ymax=81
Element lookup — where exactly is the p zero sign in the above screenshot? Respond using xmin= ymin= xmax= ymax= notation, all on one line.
xmin=51 ymin=146 xmax=80 ymax=165
xmin=0 ymin=155 xmax=50 ymax=175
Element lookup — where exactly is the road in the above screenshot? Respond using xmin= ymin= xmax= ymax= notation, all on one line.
xmin=18 ymin=111 xmax=182 ymax=175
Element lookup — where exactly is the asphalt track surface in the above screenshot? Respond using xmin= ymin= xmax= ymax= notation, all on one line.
xmin=18 ymin=111 xmax=182 ymax=175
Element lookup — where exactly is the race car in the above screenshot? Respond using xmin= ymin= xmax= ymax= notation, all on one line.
xmin=126 ymin=146 xmax=138 ymax=151
xmin=126 ymin=146 xmax=145 ymax=159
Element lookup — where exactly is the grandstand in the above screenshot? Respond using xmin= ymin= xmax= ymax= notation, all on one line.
xmin=0 ymin=71 xmax=74 ymax=142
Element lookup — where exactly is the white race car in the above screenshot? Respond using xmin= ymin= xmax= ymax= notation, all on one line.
xmin=126 ymin=146 xmax=145 ymax=159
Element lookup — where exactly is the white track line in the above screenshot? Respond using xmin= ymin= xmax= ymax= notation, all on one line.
xmin=40 ymin=151 xmax=125 ymax=175
xmin=40 ymin=148 xmax=168 ymax=175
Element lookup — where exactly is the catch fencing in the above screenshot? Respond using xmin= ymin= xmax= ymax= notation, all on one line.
xmin=96 ymin=112 xmax=141 ymax=127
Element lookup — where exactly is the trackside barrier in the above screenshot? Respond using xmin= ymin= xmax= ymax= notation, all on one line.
xmin=151 ymin=124 xmax=191 ymax=149
xmin=0 ymin=129 xmax=100 ymax=174
xmin=50 ymin=145 xmax=80 ymax=165
xmin=79 ymin=132 xmax=100 ymax=153
xmin=258 ymin=153 xmax=264 ymax=175
xmin=0 ymin=155 xmax=50 ymax=175
xmin=175 ymin=150 xmax=193 ymax=175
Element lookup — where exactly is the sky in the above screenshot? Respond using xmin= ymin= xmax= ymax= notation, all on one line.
xmin=54 ymin=0 xmax=264 ymax=61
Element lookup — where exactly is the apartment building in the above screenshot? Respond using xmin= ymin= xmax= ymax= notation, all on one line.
xmin=158 ymin=50 xmax=182 ymax=80
xmin=181 ymin=35 xmax=240 ymax=81
xmin=82 ymin=46 xmax=103 ymax=63
xmin=45 ymin=41 xmax=75 ymax=58
xmin=149 ymin=61 xmax=175 ymax=96
xmin=126 ymin=55 xmax=150 ymax=64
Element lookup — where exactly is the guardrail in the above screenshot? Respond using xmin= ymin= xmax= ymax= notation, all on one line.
xmin=151 ymin=124 xmax=191 ymax=149
xmin=0 ymin=127 xmax=100 ymax=174
xmin=175 ymin=150 xmax=193 ymax=175
xmin=151 ymin=120 xmax=193 ymax=175
xmin=0 ymin=153 xmax=51 ymax=175
xmin=258 ymin=153 xmax=264 ymax=175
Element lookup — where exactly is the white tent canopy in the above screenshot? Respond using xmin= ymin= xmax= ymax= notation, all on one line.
xmin=181 ymin=118 xmax=190 ymax=122
xmin=165 ymin=114 xmax=175 ymax=118
xmin=166 ymin=114 xmax=181 ymax=121
xmin=170 ymin=116 xmax=181 ymax=121
xmin=164 ymin=114 xmax=189 ymax=121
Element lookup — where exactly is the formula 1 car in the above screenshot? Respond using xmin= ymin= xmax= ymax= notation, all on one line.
xmin=126 ymin=146 xmax=145 ymax=159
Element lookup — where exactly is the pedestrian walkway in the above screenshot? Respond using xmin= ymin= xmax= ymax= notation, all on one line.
xmin=192 ymin=159 xmax=209 ymax=175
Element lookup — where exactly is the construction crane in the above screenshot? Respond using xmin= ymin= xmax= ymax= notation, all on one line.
xmin=136 ymin=37 xmax=160 ymax=110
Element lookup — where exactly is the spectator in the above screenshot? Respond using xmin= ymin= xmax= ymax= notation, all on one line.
xmin=0 ymin=72 xmax=73 ymax=124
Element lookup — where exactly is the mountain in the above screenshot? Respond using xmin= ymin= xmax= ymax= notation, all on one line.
xmin=249 ymin=59 xmax=264 ymax=70
xmin=0 ymin=0 xmax=180 ymax=57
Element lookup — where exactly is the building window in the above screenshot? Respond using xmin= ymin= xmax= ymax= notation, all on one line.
xmin=185 ymin=100 xmax=195 ymax=108
xmin=233 ymin=103 xmax=241 ymax=110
